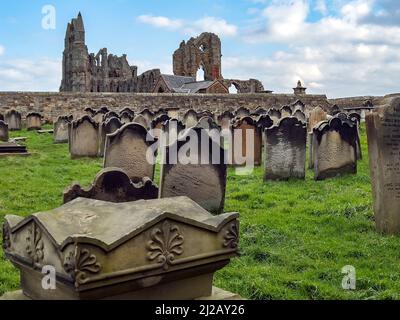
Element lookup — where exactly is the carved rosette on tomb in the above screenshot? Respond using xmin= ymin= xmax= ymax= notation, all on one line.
xmin=3 ymin=196 xmax=239 ymax=300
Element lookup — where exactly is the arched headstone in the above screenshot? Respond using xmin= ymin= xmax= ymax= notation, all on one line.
xmin=26 ymin=112 xmax=43 ymax=131
xmin=54 ymin=115 xmax=72 ymax=144
xmin=133 ymin=114 xmax=149 ymax=129
xmin=99 ymin=117 xmax=122 ymax=157
xmin=69 ymin=116 xmax=100 ymax=158
xmin=104 ymin=123 xmax=156 ymax=183
xmin=264 ymin=117 xmax=307 ymax=180
xmin=0 ymin=120 xmax=9 ymax=142
xmin=280 ymin=105 xmax=292 ymax=118
xmin=5 ymin=110 xmax=22 ymax=131
xmin=183 ymin=109 xmax=198 ymax=128
xmin=160 ymin=127 xmax=227 ymax=214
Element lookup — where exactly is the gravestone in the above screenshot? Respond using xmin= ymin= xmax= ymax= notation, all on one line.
xmin=64 ymin=168 xmax=158 ymax=203
xmin=313 ymin=117 xmax=357 ymax=180
xmin=3 ymin=196 xmax=239 ymax=300
xmin=183 ymin=110 xmax=198 ymax=128
xmin=293 ymin=110 xmax=306 ymax=123
xmin=292 ymin=100 xmax=305 ymax=113
xmin=268 ymin=108 xmax=281 ymax=123
xmin=252 ymin=107 xmax=268 ymax=116
xmin=98 ymin=117 xmax=122 ymax=157
xmin=133 ymin=114 xmax=149 ymax=129
xmin=330 ymin=104 xmax=341 ymax=116
xmin=235 ymin=107 xmax=250 ymax=118
xmin=232 ymin=116 xmax=262 ymax=166
xmin=162 ymin=119 xmax=186 ymax=147
xmin=264 ymin=117 xmax=307 ymax=180
xmin=366 ymin=97 xmax=400 ymax=234
xmin=5 ymin=110 xmax=22 ymax=131
xmin=217 ymin=111 xmax=234 ymax=130
xmin=69 ymin=116 xmax=100 ymax=158
xmin=54 ymin=115 xmax=72 ymax=144
xmin=256 ymin=115 xmax=274 ymax=131
xmin=26 ymin=112 xmax=43 ymax=131
xmin=308 ymin=106 xmax=327 ymax=132
xmin=103 ymin=111 xmax=120 ymax=122
xmin=280 ymin=105 xmax=292 ymax=118
xmin=119 ymin=107 xmax=135 ymax=118
xmin=104 ymin=123 xmax=156 ymax=183
xmin=160 ymin=128 xmax=227 ymax=214
xmin=348 ymin=112 xmax=362 ymax=160
xmin=167 ymin=108 xmax=180 ymax=119
xmin=120 ymin=111 xmax=133 ymax=124
xmin=84 ymin=107 xmax=96 ymax=117
xmin=140 ymin=108 xmax=154 ymax=125
xmin=150 ymin=114 xmax=170 ymax=140
xmin=0 ymin=120 xmax=9 ymax=142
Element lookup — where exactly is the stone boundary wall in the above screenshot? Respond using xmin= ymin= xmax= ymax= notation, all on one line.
xmin=328 ymin=96 xmax=386 ymax=109
xmin=0 ymin=92 xmax=330 ymax=122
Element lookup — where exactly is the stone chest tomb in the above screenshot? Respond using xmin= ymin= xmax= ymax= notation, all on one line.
xmin=3 ymin=196 xmax=239 ymax=300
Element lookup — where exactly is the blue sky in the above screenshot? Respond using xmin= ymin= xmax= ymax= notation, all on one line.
xmin=0 ymin=0 xmax=399 ymax=97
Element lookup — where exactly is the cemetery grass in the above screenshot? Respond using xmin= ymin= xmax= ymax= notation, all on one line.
xmin=1 ymin=125 xmax=400 ymax=300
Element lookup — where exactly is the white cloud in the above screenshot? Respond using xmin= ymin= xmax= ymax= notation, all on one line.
xmin=231 ymin=0 xmax=400 ymax=97
xmin=315 ymin=0 xmax=328 ymax=15
xmin=0 ymin=46 xmax=5 ymax=56
xmin=137 ymin=15 xmax=183 ymax=30
xmin=0 ymin=58 xmax=61 ymax=91
xmin=137 ymin=14 xmax=238 ymax=38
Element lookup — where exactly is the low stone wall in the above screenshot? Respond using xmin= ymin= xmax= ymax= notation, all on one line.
xmin=328 ymin=96 xmax=385 ymax=109
xmin=0 ymin=92 xmax=330 ymax=122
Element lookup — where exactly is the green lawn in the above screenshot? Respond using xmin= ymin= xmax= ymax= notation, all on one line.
xmin=1 ymin=125 xmax=400 ymax=299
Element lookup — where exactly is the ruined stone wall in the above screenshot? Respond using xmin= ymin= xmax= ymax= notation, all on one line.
xmin=328 ymin=96 xmax=385 ymax=109
xmin=0 ymin=92 xmax=331 ymax=122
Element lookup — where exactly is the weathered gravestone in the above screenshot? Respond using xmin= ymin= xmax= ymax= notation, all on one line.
xmin=84 ymin=107 xmax=96 ymax=117
xmin=235 ymin=107 xmax=250 ymax=118
xmin=54 ymin=115 xmax=72 ymax=144
xmin=167 ymin=107 xmax=180 ymax=120
xmin=120 ymin=107 xmax=135 ymax=118
xmin=280 ymin=105 xmax=292 ymax=118
xmin=252 ymin=107 xmax=268 ymax=116
xmin=217 ymin=111 xmax=234 ymax=131
xmin=313 ymin=117 xmax=357 ymax=180
xmin=293 ymin=110 xmax=306 ymax=123
xmin=133 ymin=114 xmax=150 ymax=129
xmin=120 ymin=111 xmax=134 ymax=124
xmin=268 ymin=108 xmax=281 ymax=122
xmin=292 ymin=100 xmax=305 ymax=114
xmin=103 ymin=111 xmax=120 ymax=122
xmin=69 ymin=116 xmax=100 ymax=158
xmin=2 ymin=196 xmax=239 ymax=299
xmin=183 ymin=109 xmax=198 ymax=128
xmin=140 ymin=108 xmax=154 ymax=125
xmin=0 ymin=120 xmax=9 ymax=142
xmin=329 ymin=104 xmax=341 ymax=116
xmin=366 ymin=97 xmax=400 ymax=234
xmin=151 ymin=114 xmax=170 ymax=132
xmin=98 ymin=117 xmax=122 ymax=157
xmin=231 ymin=116 xmax=262 ymax=166
xmin=308 ymin=106 xmax=327 ymax=132
xmin=104 ymin=123 xmax=156 ymax=183
xmin=26 ymin=112 xmax=43 ymax=131
xmin=63 ymin=167 xmax=158 ymax=204
xmin=160 ymin=128 xmax=227 ymax=214
xmin=5 ymin=110 xmax=22 ymax=131
xmin=264 ymin=117 xmax=307 ymax=180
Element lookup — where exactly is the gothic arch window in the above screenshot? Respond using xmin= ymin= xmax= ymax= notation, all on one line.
xmin=196 ymin=64 xmax=206 ymax=82
xmin=229 ymin=83 xmax=240 ymax=94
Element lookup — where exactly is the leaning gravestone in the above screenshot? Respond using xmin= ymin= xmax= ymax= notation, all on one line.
xmin=63 ymin=167 xmax=158 ymax=204
xmin=2 ymin=196 xmax=239 ymax=300
xmin=0 ymin=120 xmax=9 ymax=142
xmin=69 ymin=116 xmax=100 ymax=158
xmin=264 ymin=117 xmax=307 ymax=180
xmin=98 ymin=117 xmax=122 ymax=157
xmin=54 ymin=115 xmax=72 ymax=144
xmin=160 ymin=128 xmax=227 ymax=214
xmin=5 ymin=110 xmax=22 ymax=131
xmin=104 ymin=123 xmax=156 ymax=183
xmin=313 ymin=117 xmax=357 ymax=180
xmin=366 ymin=97 xmax=400 ymax=234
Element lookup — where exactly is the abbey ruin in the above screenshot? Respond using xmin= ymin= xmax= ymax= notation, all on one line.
xmin=60 ymin=13 xmax=266 ymax=94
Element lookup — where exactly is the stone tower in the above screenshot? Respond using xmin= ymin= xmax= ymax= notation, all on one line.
xmin=173 ymin=33 xmax=222 ymax=81
xmin=60 ymin=12 xmax=90 ymax=92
